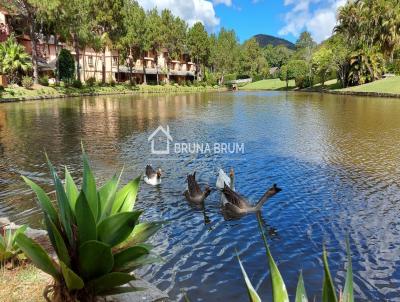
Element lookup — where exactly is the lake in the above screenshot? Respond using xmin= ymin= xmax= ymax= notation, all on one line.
xmin=1 ymin=91 xmax=400 ymax=301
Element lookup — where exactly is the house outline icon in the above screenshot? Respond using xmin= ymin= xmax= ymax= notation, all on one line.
xmin=148 ymin=125 xmax=173 ymax=155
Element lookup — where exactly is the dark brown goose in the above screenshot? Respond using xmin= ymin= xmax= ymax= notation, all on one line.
xmin=222 ymin=183 xmax=282 ymax=215
xmin=184 ymin=172 xmax=211 ymax=204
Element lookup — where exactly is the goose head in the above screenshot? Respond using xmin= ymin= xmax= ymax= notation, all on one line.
xmin=269 ymin=184 xmax=282 ymax=195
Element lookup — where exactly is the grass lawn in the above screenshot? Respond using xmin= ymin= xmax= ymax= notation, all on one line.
xmin=0 ymin=264 xmax=50 ymax=302
xmin=241 ymin=78 xmax=295 ymax=90
xmin=339 ymin=76 xmax=400 ymax=94
xmin=312 ymin=79 xmax=342 ymax=90
xmin=0 ymin=84 xmax=222 ymax=100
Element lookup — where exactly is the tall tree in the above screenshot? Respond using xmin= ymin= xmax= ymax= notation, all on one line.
xmin=294 ymin=31 xmax=316 ymax=85
xmin=89 ymin=0 xmax=124 ymax=84
xmin=119 ymin=0 xmax=145 ymax=84
xmin=263 ymin=44 xmax=292 ymax=68
xmin=211 ymin=28 xmax=239 ymax=83
xmin=55 ymin=0 xmax=91 ymax=82
xmin=161 ymin=10 xmax=187 ymax=82
xmin=240 ymin=38 xmax=268 ymax=78
xmin=187 ymin=22 xmax=210 ymax=80
xmin=144 ymin=9 xmax=163 ymax=85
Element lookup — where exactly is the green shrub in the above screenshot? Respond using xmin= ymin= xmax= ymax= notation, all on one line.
xmin=252 ymin=74 xmax=264 ymax=82
xmin=58 ymin=49 xmax=75 ymax=82
xmin=21 ymin=76 xmax=33 ymax=89
xmin=224 ymin=73 xmax=237 ymax=82
xmin=72 ymin=79 xmax=82 ymax=89
xmin=283 ymin=60 xmax=311 ymax=88
xmin=17 ymin=150 xmax=163 ymax=301
xmin=39 ymin=76 xmax=49 ymax=86
xmin=204 ymin=71 xmax=218 ymax=86
xmin=86 ymin=77 xmax=96 ymax=87
xmin=0 ymin=225 xmax=27 ymax=266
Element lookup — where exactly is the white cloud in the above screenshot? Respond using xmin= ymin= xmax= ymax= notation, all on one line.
xmin=137 ymin=0 xmax=220 ymax=30
xmin=213 ymin=0 xmax=232 ymax=6
xmin=279 ymin=0 xmax=346 ymax=43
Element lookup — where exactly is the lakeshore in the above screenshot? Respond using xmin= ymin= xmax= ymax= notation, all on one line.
xmin=240 ymin=76 xmax=400 ymax=98
xmin=0 ymin=84 xmax=225 ymax=102
xmin=2 ymin=76 xmax=400 ymax=104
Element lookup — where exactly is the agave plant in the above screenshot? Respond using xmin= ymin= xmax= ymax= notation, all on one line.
xmin=236 ymin=214 xmax=354 ymax=302
xmin=0 ymin=225 xmax=27 ymax=266
xmin=15 ymin=150 xmax=162 ymax=302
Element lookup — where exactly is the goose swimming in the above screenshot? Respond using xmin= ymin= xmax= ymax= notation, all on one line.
xmin=184 ymin=172 xmax=211 ymax=204
xmin=222 ymin=183 xmax=281 ymax=216
xmin=144 ymin=165 xmax=162 ymax=186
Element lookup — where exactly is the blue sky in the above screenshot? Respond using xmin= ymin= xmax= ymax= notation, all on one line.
xmin=138 ymin=0 xmax=346 ymax=43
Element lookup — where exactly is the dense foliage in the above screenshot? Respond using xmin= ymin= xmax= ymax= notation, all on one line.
xmin=0 ymin=35 xmax=32 ymax=84
xmin=57 ymin=49 xmax=75 ymax=82
xmin=2 ymin=0 xmax=399 ymax=89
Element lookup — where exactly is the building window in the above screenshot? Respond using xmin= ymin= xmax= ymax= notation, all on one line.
xmin=88 ymin=56 xmax=93 ymax=67
xmin=113 ymin=56 xmax=118 ymax=66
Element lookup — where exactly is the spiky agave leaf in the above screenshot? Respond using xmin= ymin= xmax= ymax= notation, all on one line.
xmin=256 ymin=213 xmax=289 ymax=302
xmin=237 ymin=253 xmax=262 ymax=302
xmin=342 ymin=238 xmax=354 ymax=302
xmin=295 ymin=271 xmax=308 ymax=302
xmin=15 ymin=233 xmax=60 ymax=279
xmin=322 ymin=246 xmax=338 ymax=302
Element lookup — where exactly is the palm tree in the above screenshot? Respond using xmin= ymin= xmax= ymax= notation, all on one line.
xmin=0 ymin=35 xmax=32 ymax=84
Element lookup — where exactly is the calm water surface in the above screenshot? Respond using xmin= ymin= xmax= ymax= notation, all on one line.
xmin=1 ymin=91 xmax=400 ymax=301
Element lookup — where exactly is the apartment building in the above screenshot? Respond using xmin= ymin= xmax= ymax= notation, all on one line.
xmin=0 ymin=7 xmax=196 ymax=84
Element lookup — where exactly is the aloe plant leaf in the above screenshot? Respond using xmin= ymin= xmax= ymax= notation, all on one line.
xmin=295 ymin=271 xmax=308 ymax=302
xmin=15 ymin=233 xmax=60 ymax=279
xmin=79 ymin=240 xmax=113 ymax=280
xmin=97 ymin=211 xmax=142 ymax=247
xmin=126 ymin=221 xmax=164 ymax=246
xmin=46 ymin=215 xmax=70 ymax=266
xmin=98 ymin=173 xmax=120 ymax=220
xmin=75 ymin=192 xmax=97 ymax=244
xmin=22 ymin=176 xmax=58 ymax=224
xmin=65 ymin=166 xmax=79 ymax=212
xmin=237 ymin=253 xmax=262 ymax=302
xmin=322 ymin=246 xmax=338 ymax=302
xmin=11 ymin=225 xmax=27 ymax=250
xmin=257 ymin=214 xmax=289 ymax=302
xmin=82 ymin=151 xmax=99 ymax=220
xmin=0 ymin=234 xmax=5 ymax=249
xmin=119 ymin=253 xmax=163 ymax=273
xmin=60 ymin=261 xmax=84 ymax=291
xmin=113 ymin=245 xmax=151 ymax=271
xmin=342 ymin=239 xmax=354 ymax=302
xmin=111 ymin=177 xmax=141 ymax=214
xmin=46 ymin=156 xmax=74 ymax=244
xmin=87 ymin=272 xmax=136 ymax=295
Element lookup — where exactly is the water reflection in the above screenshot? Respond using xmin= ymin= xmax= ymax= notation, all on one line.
xmin=1 ymin=92 xmax=400 ymax=301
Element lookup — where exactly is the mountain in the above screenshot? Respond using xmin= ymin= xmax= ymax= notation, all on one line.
xmin=252 ymin=34 xmax=296 ymax=50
